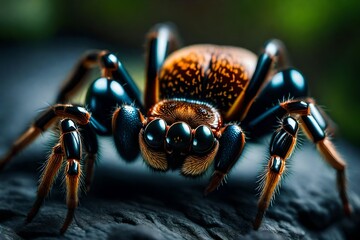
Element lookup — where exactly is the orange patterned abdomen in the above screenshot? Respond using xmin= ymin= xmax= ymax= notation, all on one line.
xmin=159 ymin=44 xmax=257 ymax=114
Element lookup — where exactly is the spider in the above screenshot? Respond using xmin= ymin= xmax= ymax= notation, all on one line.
xmin=0 ymin=23 xmax=351 ymax=234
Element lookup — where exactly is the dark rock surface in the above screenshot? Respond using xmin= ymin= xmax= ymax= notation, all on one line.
xmin=1 ymin=39 xmax=360 ymax=239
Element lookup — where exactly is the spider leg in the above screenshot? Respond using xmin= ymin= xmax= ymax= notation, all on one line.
xmin=56 ymin=50 xmax=102 ymax=103
xmin=79 ymin=123 xmax=99 ymax=192
xmin=245 ymin=98 xmax=309 ymax=136
xmin=98 ymin=52 xmax=144 ymax=111
xmin=300 ymin=104 xmax=351 ymax=215
xmin=56 ymin=50 xmax=143 ymax=110
xmin=25 ymin=119 xmax=83 ymax=234
xmin=0 ymin=104 xmax=90 ymax=170
xmin=59 ymin=119 xmax=82 ymax=234
xmin=204 ymin=124 xmax=246 ymax=195
xmin=112 ymin=105 xmax=145 ymax=161
xmin=253 ymin=99 xmax=350 ymax=229
xmin=242 ymin=68 xmax=308 ymax=136
xmin=228 ymin=39 xmax=290 ymax=121
xmin=145 ymin=23 xmax=181 ymax=110
xmin=254 ymin=116 xmax=298 ymax=230
xmin=27 ymin=143 xmax=64 ymax=222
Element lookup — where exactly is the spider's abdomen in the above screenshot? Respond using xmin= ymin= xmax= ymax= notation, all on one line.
xmin=158 ymin=44 xmax=257 ymax=114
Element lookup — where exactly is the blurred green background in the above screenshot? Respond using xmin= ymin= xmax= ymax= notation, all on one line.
xmin=1 ymin=0 xmax=359 ymax=145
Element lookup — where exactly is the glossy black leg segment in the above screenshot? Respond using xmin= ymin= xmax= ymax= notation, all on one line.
xmin=56 ymin=50 xmax=143 ymax=112
xmin=112 ymin=105 xmax=144 ymax=161
xmin=41 ymin=104 xmax=91 ymax=126
xmin=204 ymin=124 xmax=245 ymax=195
xmin=60 ymin=119 xmax=82 ymax=234
xmin=244 ymin=105 xmax=287 ymax=137
xmin=214 ymin=125 xmax=246 ymax=172
xmin=308 ymin=103 xmax=328 ymax=131
xmin=254 ymin=116 xmax=298 ymax=230
xmin=27 ymin=119 xmax=83 ymax=234
xmin=269 ymin=117 xmax=298 ymax=159
xmin=237 ymin=39 xmax=290 ymax=121
xmin=244 ymin=68 xmax=308 ymax=129
xmin=61 ymin=119 xmax=81 ymax=162
xmin=145 ymin=23 xmax=181 ymax=110
xmin=302 ymin=115 xmax=326 ymax=142
xmin=244 ymin=98 xmax=309 ymax=138
xmin=0 ymin=104 xmax=90 ymax=170
xmin=263 ymin=39 xmax=290 ymax=70
xmin=254 ymin=104 xmax=351 ymax=230
xmin=85 ymin=78 xmax=133 ymax=135
xmin=236 ymin=53 xmax=272 ymax=120
xmin=98 ymin=53 xmax=143 ymax=111
xmin=300 ymin=106 xmax=351 ymax=215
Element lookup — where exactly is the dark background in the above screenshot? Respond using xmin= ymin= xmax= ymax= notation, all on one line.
xmin=1 ymin=0 xmax=360 ymax=145
xmin=1 ymin=1 xmax=360 ymax=239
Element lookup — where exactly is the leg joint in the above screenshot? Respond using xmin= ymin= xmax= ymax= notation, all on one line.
xmin=269 ymin=156 xmax=283 ymax=173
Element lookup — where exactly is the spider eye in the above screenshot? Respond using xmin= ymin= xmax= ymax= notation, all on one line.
xmin=165 ymin=122 xmax=192 ymax=154
xmin=192 ymin=125 xmax=215 ymax=154
xmin=144 ymin=119 xmax=167 ymax=149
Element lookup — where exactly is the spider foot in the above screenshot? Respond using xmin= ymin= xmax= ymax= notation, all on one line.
xmin=0 ymin=152 xmax=12 ymax=171
xmin=344 ymin=203 xmax=352 ymax=216
xmin=60 ymin=208 xmax=75 ymax=235
xmin=26 ymin=197 xmax=44 ymax=223
xmin=204 ymin=170 xmax=225 ymax=196
xmin=253 ymin=209 xmax=265 ymax=230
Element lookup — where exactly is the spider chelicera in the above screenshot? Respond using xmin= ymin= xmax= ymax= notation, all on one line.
xmin=0 ymin=23 xmax=351 ymax=233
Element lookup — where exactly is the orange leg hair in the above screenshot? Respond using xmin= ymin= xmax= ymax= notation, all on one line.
xmin=61 ymin=158 xmax=82 ymax=234
xmin=254 ymin=116 xmax=297 ymax=229
xmin=254 ymin=100 xmax=351 ymax=229
xmin=27 ymin=144 xmax=64 ymax=222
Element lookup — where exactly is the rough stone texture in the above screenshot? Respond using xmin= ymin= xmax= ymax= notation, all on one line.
xmin=0 ymin=39 xmax=360 ymax=239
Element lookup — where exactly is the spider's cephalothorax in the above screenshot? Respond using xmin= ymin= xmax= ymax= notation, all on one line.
xmin=0 ymin=23 xmax=351 ymax=234
xmin=141 ymin=99 xmax=222 ymax=174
